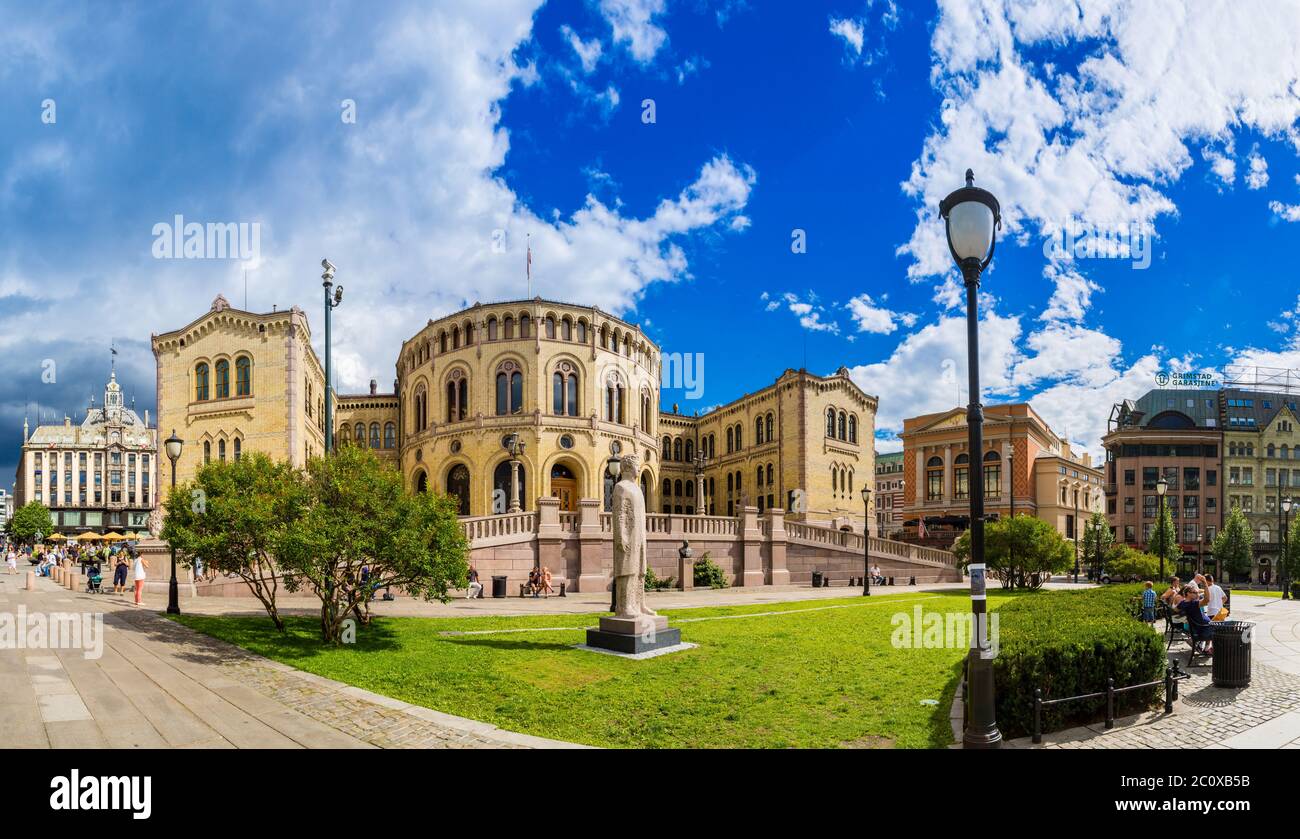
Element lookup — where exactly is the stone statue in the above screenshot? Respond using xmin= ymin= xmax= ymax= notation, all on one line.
xmin=147 ymin=507 xmax=164 ymax=539
xmin=611 ymin=454 xmax=656 ymax=620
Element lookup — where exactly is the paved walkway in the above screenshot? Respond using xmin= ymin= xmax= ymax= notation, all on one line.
xmin=0 ymin=573 xmax=585 ymax=749
xmin=1004 ymin=594 xmax=1300 ymax=749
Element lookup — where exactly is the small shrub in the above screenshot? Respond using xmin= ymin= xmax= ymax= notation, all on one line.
xmin=991 ymin=584 xmax=1165 ymax=738
xmin=644 ymin=568 xmax=675 ymax=591
xmin=693 ymin=552 xmax=729 ymax=589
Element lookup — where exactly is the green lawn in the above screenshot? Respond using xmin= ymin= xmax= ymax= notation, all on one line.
xmin=175 ymin=590 xmax=1019 ymax=749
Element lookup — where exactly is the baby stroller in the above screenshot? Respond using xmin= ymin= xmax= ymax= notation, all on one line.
xmin=85 ymin=564 xmax=104 ymax=594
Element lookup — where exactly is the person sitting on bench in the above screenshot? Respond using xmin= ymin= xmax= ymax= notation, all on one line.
xmin=466 ymin=564 xmax=482 ymax=599
xmin=870 ymin=564 xmax=884 ymax=585
xmin=526 ymin=567 xmax=541 ymax=598
xmin=1177 ymin=584 xmax=1214 ymax=655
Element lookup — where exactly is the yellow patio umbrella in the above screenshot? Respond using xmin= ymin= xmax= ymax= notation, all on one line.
xmin=122 ymin=532 xmax=141 ymax=540
xmin=47 ymin=533 xmax=67 ymax=541
xmin=101 ymin=532 xmax=126 ymax=542
xmin=75 ymin=532 xmax=102 ymax=541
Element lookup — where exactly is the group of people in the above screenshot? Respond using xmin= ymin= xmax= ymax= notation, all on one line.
xmin=462 ymin=564 xmax=555 ymax=599
xmin=4 ymin=540 xmax=150 ymax=605
xmin=1141 ymin=572 xmax=1229 ymax=654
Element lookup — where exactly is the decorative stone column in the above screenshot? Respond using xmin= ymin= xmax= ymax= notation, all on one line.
xmin=536 ymin=496 xmax=563 ymax=577
xmin=575 ymin=498 xmax=606 ymax=593
xmin=767 ymin=506 xmax=789 ymax=586
xmin=740 ymin=505 xmax=764 ymax=587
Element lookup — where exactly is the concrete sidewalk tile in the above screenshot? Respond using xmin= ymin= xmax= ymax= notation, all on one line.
xmin=1221 ymin=709 xmax=1300 ymax=749
xmin=37 ymin=693 xmax=93 ymax=723
xmin=45 ymin=719 xmax=109 ymax=748
xmin=0 ymin=703 xmax=51 ymax=747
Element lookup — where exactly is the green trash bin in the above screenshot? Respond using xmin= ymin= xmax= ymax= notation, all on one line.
xmin=1211 ymin=621 xmax=1253 ymax=688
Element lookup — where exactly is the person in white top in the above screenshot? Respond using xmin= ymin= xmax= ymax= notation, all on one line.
xmin=132 ymin=551 xmax=149 ymax=606
xmin=5 ymin=548 xmax=16 ymax=574
xmin=1203 ymin=573 xmax=1228 ymax=621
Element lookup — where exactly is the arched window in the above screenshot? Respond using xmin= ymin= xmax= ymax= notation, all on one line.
xmin=766 ymin=462 xmax=774 ymax=486
xmin=707 ymin=434 xmax=715 ymax=459
xmin=488 ymin=317 xmax=499 ymax=340
xmin=755 ymin=417 xmax=763 ymax=445
xmin=445 ymin=369 xmax=467 ymax=422
xmin=832 ymin=468 xmax=838 ymax=494
xmin=577 ymin=320 xmax=588 ymax=343
xmin=926 ymin=456 xmax=943 ymax=501
xmin=464 ymin=321 xmax=474 ymax=345
xmin=213 ymin=359 xmax=230 ymax=399
xmin=847 ymin=468 xmax=853 ymax=495
xmin=384 ymin=422 xmax=396 ymax=449
xmin=685 ymin=440 xmax=694 ymax=462
xmin=726 ymin=427 xmax=734 ymax=453
xmin=662 ymin=436 xmax=672 ymax=460
xmin=235 ymin=356 xmax=252 ymax=396
xmin=848 ymin=415 xmax=857 ymax=444
xmin=838 ymin=411 xmax=847 ymax=440
xmin=757 ymin=466 xmax=764 ymax=487
xmin=369 ymin=423 xmax=380 ymax=449
xmin=735 ymin=425 xmax=742 ymax=450
xmin=340 ymin=424 xmax=351 ymax=444
xmin=1262 ymin=524 xmax=1272 ymax=543
xmin=493 ymin=461 xmax=527 ymax=513
xmin=826 ymin=408 xmax=836 ymax=437
xmin=414 ymin=469 xmax=428 ymax=494
xmin=496 ymin=361 xmax=524 ymax=415
xmin=1284 ymin=445 xmax=1291 ymax=460
xmin=663 ymin=479 xmax=672 ymax=498
xmin=983 ymin=450 xmax=1002 ymax=498
xmin=445 ymin=465 xmax=470 ymax=515
xmin=551 ymin=362 xmax=579 ymax=416
xmin=218 ymin=439 xmax=227 ymax=462
xmin=355 ymin=423 xmax=366 ymax=447
xmin=451 ymin=326 xmax=461 ymax=349
xmin=604 ymin=375 xmax=625 ymax=423
xmin=233 ymin=437 xmax=242 ymax=461
xmin=520 ymin=313 xmax=530 ymax=337
xmin=954 ymin=453 xmax=970 ymax=500
xmin=561 ymin=318 xmax=572 ymax=340
xmin=413 ymin=385 xmax=428 ymax=432
xmin=195 ymin=363 xmax=210 ymax=401
xmin=1269 ymin=443 xmax=1276 ymax=458
xmin=766 ymin=413 xmax=773 ymax=442
xmin=503 ymin=316 xmax=515 ymax=339
xmin=439 ymin=331 xmax=447 ymax=353
xmin=203 ymin=440 xmax=211 ymax=463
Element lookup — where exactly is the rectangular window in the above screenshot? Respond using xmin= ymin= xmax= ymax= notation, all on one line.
xmin=1143 ymin=495 xmax=1157 ymax=518
xmin=1183 ymin=468 xmax=1199 ymax=491
xmin=1183 ymin=495 xmax=1198 ymax=519
xmin=1125 ymin=525 xmax=1135 ymax=543
xmin=1124 ymin=469 xmax=1135 ymax=486
xmin=1125 ymin=497 xmax=1135 ymax=514
xmin=1207 ymin=470 xmax=1217 ymax=487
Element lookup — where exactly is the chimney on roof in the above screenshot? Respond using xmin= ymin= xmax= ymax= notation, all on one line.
xmin=370 ymin=378 xmax=377 ymax=396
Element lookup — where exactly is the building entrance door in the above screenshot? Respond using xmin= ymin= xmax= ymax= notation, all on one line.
xmin=552 ymin=479 xmax=577 ymax=511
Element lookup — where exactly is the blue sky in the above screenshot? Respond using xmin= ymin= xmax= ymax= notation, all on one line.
xmin=3 ymin=0 xmax=1300 ymax=488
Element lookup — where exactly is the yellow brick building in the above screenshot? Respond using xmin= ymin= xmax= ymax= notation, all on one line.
xmin=155 ymin=296 xmax=877 ymax=529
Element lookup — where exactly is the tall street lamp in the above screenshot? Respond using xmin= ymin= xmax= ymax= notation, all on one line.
xmin=1283 ymin=496 xmax=1294 ymax=600
xmin=321 ymin=259 xmax=344 ymax=454
xmin=1155 ymin=476 xmax=1168 ymax=580
xmin=861 ymin=485 xmax=872 ymax=597
xmin=1072 ymin=486 xmax=1080 ymax=584
xmin=164 ymin=430 xmax=184 ymax=615
xmin=692 ymin=448 xmax=709 ymax=516
xmin=940 ymin=168 xmax=1002 ymax=750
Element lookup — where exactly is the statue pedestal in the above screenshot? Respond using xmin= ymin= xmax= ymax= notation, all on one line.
xmin=586 ymin=615 xmax=681 ymax=655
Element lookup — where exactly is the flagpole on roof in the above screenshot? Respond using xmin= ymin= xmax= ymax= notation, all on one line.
xmin=526 ymin=233 xmax=532 ymax=298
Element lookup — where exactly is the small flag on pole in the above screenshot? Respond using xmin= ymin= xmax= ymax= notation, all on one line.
xmin=526 ymin=233 xmax=532 ymax=297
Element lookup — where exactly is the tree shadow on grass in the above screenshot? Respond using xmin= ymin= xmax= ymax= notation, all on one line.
xmin=441 ymin=635 xmax=580 ymax=653
xmin=145 ymin=613 xmax=405 ymax=664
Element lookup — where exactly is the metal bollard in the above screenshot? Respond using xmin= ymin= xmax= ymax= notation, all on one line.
xmin=1032 ymin=689 xmax=1043 ymax=745
xmin=1164 ymin=667 xmax=1174 ymax=713
xmin=1105 ymin=678 xmax=1115 ymax=730
xmin=559 ymin=582 xmax=566 ymax=597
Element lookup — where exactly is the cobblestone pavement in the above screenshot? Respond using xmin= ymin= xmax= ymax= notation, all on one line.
xmin=1005 ymin=595 xmax=1300 ymax=749
xmin=0 ymin=575 xmax=584 ymax=749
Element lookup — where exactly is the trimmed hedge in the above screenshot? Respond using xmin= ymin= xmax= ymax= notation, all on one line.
xmin=991 ymin=585 xmax=1165 ymax=737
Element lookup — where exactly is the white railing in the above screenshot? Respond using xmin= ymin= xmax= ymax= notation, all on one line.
xmin=558 ymin=512 xmax=579 ymax=532
xmin=786 ymin=521 xmax=957 ymax=568
xmin=461 ymin=511 xmax=536 ymax=545
xmin=681 ymin=515 xmax=739 ymax=536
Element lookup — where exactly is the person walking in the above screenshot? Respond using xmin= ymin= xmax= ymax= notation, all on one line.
xmin=466 ymin=564 xmax=482 ymax=599
xmin=5 ymin=546 xmax=16 ymax=575
xmin=131 ymin=550 xmax=149 ymax=607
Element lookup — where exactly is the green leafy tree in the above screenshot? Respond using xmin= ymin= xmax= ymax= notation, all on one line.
xmin=1212 ymin=504 xmax=1255 ymax=583
xmin=1147 ymin=500 xmax=1182 ymax=576
xmin=1103 ymin=545 xmax=1160 ymax=581
xmin=161 ymin=453 xmax=308 ymax=631
xmin=277 ymin=446 xmax=469 ymax=644
xmin=1081 ymin=511 xmax=1114 ymax=577
xmin=951 ymin=515 xmax=1074 ymax=590
xmin=8 ymin=501 xmax=54 ymax=545
xmin=1283 ymin=516 xmax=1300 ymax=584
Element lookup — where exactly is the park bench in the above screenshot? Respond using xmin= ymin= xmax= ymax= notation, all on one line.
xmin=519 ymin=581 xmax=566 ymax=598
xmin=1161 ymin=601 xmax=1211 ymax=668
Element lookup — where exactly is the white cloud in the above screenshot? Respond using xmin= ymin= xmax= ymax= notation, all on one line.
xmin=898 ymin=0 xmax=1300 ymax=283
xmin=775 ymin=291 xmax=840 ymax=334
xmin=828 ymin=17 xmax=865 ymax=55
xmin=560 ymin=24 xmax=603 ymax=74
xmin=599 ymin=0 xmax=668 ymax=63
xmin=1039 ymin=265 xmax=1101 ymax=322
xmin=1246 ymin=145 xmax=1270 ymax=189
xmin=1203 ymin=146 xmax=1236 ymax=188
xmin=1270 ymin=200 xmax=1300 ymax=222
xmin=845 ymin=292 xmax=916 ymax=335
